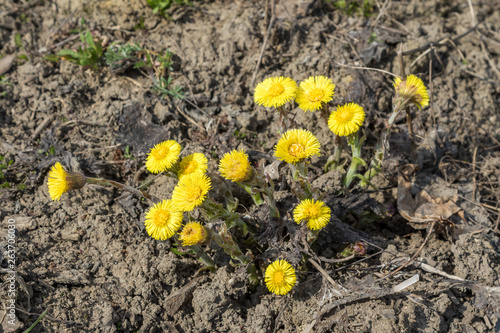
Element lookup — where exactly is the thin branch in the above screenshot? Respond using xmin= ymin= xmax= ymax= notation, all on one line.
xmin=250 ymin=0 xmax=276 ymax=89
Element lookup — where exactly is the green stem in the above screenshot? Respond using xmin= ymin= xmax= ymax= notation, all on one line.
xmin=276 ymin=105 xmax=290 ymax=133
xmin=237 ymin=182 xmax=264 ymax=206
xmin=360 ymin=97 xmax=410 ymax=187
xmin=290 ymin=162 xmax=314 ymax=199
xmin=344 ymin=132 xmax=365 ymax=188
xmin=86 ymin=177 xmax=159 ymax=203
xmin=190 ymin=244 xmax=216 ymax=271
xmin=24 ymin=309 xmax=49 ymax=333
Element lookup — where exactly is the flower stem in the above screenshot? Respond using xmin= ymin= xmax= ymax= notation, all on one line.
xmin=190 ymin=244 xmax=217 ymax=271
xmin=237 ymin=182 xmax=264 ymax=206
xmin=276 ymin=105 xmax=290 ymax=133
xmin=290 ymin=162 xmax=313 ymax=199
xmin=86 ymin=177 xmax=159 ymax=203
xmin=360 ymin=96 xmax=410 ymax=187
xmin=344 ymin=132 xmax=366 ymax=188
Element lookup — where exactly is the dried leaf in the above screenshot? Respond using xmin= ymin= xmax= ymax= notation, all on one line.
xmin=397 ymin=164 xmax=462 ymax=229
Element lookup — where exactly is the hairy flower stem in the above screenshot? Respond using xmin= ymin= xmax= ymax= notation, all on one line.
xmin=321 ymin=104 xmax=343 ymax=171
xmin=214 ymin=223 xmax=250 ymax=265
xmin=360 ymin=95 xmax=412 ymax=187
xmin=237 ymin=182 xmax=264 ymax=206
xmin=251 ymin=173 xmax=280 ymax=219
xmin=344 ymin=131 xmax=366 ymax=188
xmin=190 ymin=244 xmax=217 ymax=271
xmin=290 ymin=162 xmax=313 ymax=199
xmin=86 ymin=177 xmax=159 ymax=203
xmin=200 ymin=198 xmax=254 ymax=236
xmin=276 ymin=105 xmax=290 ymax=133
xmin=261 ymin=177 xmax=280 ymax=219
xmin=306 ymin=229 xmax=320 ymax=243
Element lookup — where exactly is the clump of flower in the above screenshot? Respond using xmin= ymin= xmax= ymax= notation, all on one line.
xmin=265 ymin=260 xmax=297 ymax=295
xmin=171 ymin=173 xmax=212 ymax=211
xmin=45 ymin=70 xmax=435 ymax=297
xmin=47 ymin=162 xmax=86 ymax=201
xmin=219 ymin=150 xmax=252 ymax=182
xmin=293 ymin=199 xmax=331 ymax=230
xmin=179 ymin=222 xmax=210 ymax=246
xmin=393 ymin=74 xmax=429 ymax=109
xmin=328 ymin=103 xmax=365 ymax=137
xmin=144 ymin=199 xmax=183 ymax=240
xmin=275 ymin=129 xmax=321 ymax=164
xmin=146 ymin=140 xmax=182 ymax=174
xmin=178 ymin=153 xmax=208 ymax=179
xmin=254 ymin=76 xmax=297 ymax=108
xmin=296 ymin=76 xmax=335 ymax=112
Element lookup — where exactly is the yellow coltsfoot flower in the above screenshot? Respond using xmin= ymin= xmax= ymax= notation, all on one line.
xmin=177 ymin=153 xmax=208 ymax=180
xmin=146 ymin=140 xmax=182 ymax=174
xmin=393 ymin=74 xmax=429 ymax=109
xmin=265 ymin=260 xmax=297 ymax=295
xmin=328 ymin=103 xmax=365 ymax=137
xmin=47 ymin=162 xmax=86 ymax=201
xmin=254 ymin=76 xmax=298 ymax=108
xmin=293 ymin=199 xmax=331 ymax=230
xmin=144 ymin=199 xmax=183 ymax=240
xmin=171 ymin=173 xmax=212 ymax=211
xmin=296 ymin=76 xmax=335 ymax=112
xmin=219 ymin=150 xmax=252 ymax=182
xmin=274 ymin=129 xmax=321 ymax=164
xmin=178 ymin=222 xmax=210 ymax=246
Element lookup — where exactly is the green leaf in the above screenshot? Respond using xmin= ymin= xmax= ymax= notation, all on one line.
xmin=352 ymin=156 xmax=367 ymax=167
xmin=57 ymin=49 xmax=81 ymax=58
xmin=0 ymin=181 xmax=11 ymax=188
xmin=14 ymin=33 xmax=23 ymax=49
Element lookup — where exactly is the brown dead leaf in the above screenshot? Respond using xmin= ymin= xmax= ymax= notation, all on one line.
xmin=397 ymin=164 xmax=462 ymax=229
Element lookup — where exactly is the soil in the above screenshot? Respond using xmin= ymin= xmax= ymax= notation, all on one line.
xmin=1 ymin=0 xmax=500 ymax=332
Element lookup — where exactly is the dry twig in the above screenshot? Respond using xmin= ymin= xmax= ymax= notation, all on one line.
xmin=250 ymin=0 xmax=276 ymax=89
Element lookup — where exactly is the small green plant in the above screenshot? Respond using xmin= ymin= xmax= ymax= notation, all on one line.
xmin=43 ymin=54 xmax=59 ymax=62
xmin=105 ymin=44 xmax=183 ymax=100
xmin=367 ymin=32 xmax=382 ymax=44
xmin=233 ymin=130 xmax=247 ymax=140
xmin=327 ymin=0 xmax=374 ymax=17
xmin=124 ymin=146 xmax=135 ymax=160
xmin=14 ymin=33 xmax=23 ymax=49
xmin=57 ymin=30 xmax=103 ymax=70
xmin=0 ymin=155 xmax=14 ymax=188
xmin=147 ymin=0 xmax=192 ymax=18
xmin=104 ymin=42 xmax=144 ymax=70
xmin=0 ymin=75 xmax=11 ymax=98
xmin=134 ymin=17 xmax=145 ymax=30
xmin=152 ymin=76 xmax=184 ymax=100
xmin=19 ymin=13 xmax=29 ymax=24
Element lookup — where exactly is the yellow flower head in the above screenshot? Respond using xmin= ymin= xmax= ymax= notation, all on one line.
xmin=178 ymin=153 xmax=208 ymax=180
xmin=47 ymin=162 xmax=86 ymax=201
xmin=144 ymin=199 xmax=183 ymax=240
xmin=293 ymin=199 xmax=331 ymax=230
xmin=393 ymin=74 xmax=429 ymax=109
xmin=296 ymin=76 xmax=335 ymax=112
xmin=265 ymin=260 xmax=297 ymax=295
xmin=178 ymin=222 xmax=210 ymax=246
xmin=274 ymin=129 xmax=321 ymax=164
xmin=328 ymin=103 xmax=365 ymax=137
xmin=254 ymin=76 xmax=298 ymax=108
xmin=146 ymin=140 xmax=182 ymax=174
xmin=171 ymin=173 xmax=212 ymax=211
xmin=219 ymin=150 xmax=252 ymax=182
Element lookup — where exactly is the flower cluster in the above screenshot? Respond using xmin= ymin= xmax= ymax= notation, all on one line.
xmin=45 ymin=72 xmax=429 ymax=298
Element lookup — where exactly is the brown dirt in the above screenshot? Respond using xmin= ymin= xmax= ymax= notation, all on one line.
xmin=1 ymin=0 xmax=500 ymax=332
